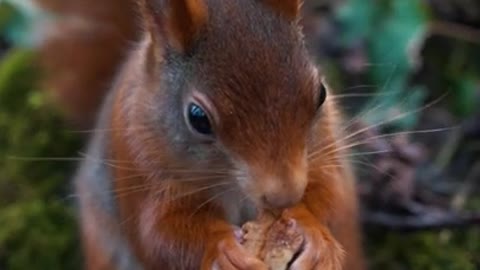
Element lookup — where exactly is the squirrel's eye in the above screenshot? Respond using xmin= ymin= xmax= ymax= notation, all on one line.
xmin=187 ymin=103 xmax=213 ymax=135
xmin=317 ymin=83 xmax=327 ymax=108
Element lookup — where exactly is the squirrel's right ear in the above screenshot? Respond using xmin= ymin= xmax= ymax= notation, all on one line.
xmin=138 ymin=0 xmax=208 ymax=53
xmin=261 ymin=0 xmax=302 ymax=21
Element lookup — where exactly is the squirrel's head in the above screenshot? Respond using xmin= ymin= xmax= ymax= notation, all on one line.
xmin=133 ymin=0 xmax=328 ymax=210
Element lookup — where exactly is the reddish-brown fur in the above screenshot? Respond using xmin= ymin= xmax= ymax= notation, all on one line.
xmin=39 ymin=0 xmax=366 ymax=269
xmin=262 ymin=0 xmax=302 ymax=20
xmin=38 ymin=0 xmax=139 ymax=128
xmin=165 ymin=0 xmax=208 ymax=51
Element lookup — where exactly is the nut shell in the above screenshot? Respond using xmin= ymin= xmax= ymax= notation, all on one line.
xmin=241 ymin=213 xmax=304 ymax=270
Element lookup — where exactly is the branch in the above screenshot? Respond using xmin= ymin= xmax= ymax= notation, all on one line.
xmin=362 ymin=210 xmax=480 ymax=232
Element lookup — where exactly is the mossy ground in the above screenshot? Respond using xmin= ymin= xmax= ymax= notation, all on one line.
xmin=0 ymin=49 xmax=82 ymax=270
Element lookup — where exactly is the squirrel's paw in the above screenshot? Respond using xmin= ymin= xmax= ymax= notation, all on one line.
xmin=211 ymin=237 xmax=268 ymax=270
xmin=283 ymin=207 xmax=345 ymax=270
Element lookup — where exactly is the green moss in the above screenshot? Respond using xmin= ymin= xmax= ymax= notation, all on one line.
xmin=368 ymin=227 xmax=480 ymax=270
xmin=0 ymin=49 xmax=82 ymax=269
xmin=0 ymin=200 xmax=79 ymax=270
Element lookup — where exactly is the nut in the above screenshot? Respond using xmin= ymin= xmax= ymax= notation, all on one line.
xmin=241 ymin=213 xmax=304 ymax=270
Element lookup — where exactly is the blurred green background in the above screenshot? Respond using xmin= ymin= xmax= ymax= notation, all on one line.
xmin=0 ymin=0 xmax=479 ymax=269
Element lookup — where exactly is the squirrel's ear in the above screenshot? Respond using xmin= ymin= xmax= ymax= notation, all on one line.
xmin=261 ymin=0 xmax=302 ymax=21
xmin=138 ymin=0 xmax=208 ymax=53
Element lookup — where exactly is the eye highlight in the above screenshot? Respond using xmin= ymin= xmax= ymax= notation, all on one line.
xmin=186 ymin=103 xmax=213 ymax=136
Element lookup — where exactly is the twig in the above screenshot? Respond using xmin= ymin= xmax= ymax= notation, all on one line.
xmin=362 ymin=210 xmax=480 ymax=232
xmin=428 ymin=21 xmax=480 ymax=45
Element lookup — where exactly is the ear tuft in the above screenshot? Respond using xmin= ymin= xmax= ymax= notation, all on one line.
xmin=166 ymin=0 xmax=208 ymax=52
xmin=261 ymin=0 xmax=302 ymax=21
xmin=138 ymin=0 xmax=208 ymax=53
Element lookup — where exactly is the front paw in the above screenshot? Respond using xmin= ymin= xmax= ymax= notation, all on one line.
xmin=211 ymin=237 xmax=268 ymax=270
xmin=283 ymin=208 xmax=345 ymax=270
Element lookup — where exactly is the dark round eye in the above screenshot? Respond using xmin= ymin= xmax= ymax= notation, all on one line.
xmin=187 ymin=103 xmax=213 ymax=135
xmin=318 ymin=83 xmax=327 ymax=108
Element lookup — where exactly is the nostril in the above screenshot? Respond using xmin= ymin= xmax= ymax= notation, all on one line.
xmin=261 ymin=195 xmax=268 ymax=205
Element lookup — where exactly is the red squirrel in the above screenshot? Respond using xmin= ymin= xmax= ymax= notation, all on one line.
xmin=39 ymin=0 xmax=366 ymax=269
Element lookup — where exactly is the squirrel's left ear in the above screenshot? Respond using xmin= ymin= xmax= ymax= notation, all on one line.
xmin=138 ymin=0 xmax=208 ymax=53
xmin=260 ymin=0 xmax=302 ymax=21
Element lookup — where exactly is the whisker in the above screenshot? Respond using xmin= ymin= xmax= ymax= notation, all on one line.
xmin=310 ymin=92 xmax=450 ymax=162
xmin=323 ymin=157 xmax=403 ymax=187
xmin=65 ymin=177 xmax=230 ymax=204
xmin=66 ymin=126 xmax=149 ymax=134
xmin=309 ymin=126 xmax=458 ymax=161
xmin=64 ymin=183 xmax=157 ymax=201
xmin=78 ymin=153 xmax=140 ymax=171
xmin=7 ymin=156 xmax=84 ymax=162
xmin=189 ymin=186 xmax=237 ymax=219
xmin=342 ymin=84 xmax=379 ymax=91
xmin=339 ymin=88 xmax=410 ymax=136
xmin=330 ymin=150 xmax=392 ymax=159
xmin=330 ymin=89 xmax=402 ymax=100
xmin=362 ymin=62 xmax=396 ymax=67
xmin=165 ymin=181 xmax=232 ymax=203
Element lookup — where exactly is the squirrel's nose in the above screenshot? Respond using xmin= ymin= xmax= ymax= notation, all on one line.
xmin=262 ymin=186 xmax=304 ymax=209
xmin=259 ymin=166 xmax=308 ymax=209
